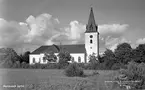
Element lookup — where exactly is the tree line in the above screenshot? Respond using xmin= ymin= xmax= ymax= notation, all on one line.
xmin=0 ymin=42 xmax=145 ymax=69
xmin=96 ymin=42 xmax=145 ymax=70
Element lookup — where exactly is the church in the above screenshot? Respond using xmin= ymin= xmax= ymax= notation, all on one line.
xmin=29 ymin=7 xmax=104 ymax=64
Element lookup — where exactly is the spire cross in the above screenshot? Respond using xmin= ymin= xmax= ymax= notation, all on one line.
xmin=90 ymin=4 xmax=93 ymax=9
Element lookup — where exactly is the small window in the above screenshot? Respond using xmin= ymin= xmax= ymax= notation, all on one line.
xmin=90 ymin=47 xmax=92 ymax=49
xmin=90 ymin=35 xmax=93 ymax=38
xmin=33 ymin=58 xmax=35 ymax=63
xmin=90 ymin=40 xmax=93 ymax=44
xmin=78 ymin=57 xmax=81 ymax=63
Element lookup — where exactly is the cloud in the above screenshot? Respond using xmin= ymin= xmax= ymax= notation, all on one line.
xmin=136 ymin=38 xmax=145 ymax=44
xmin=0 ymin=18 xmax=7 ymax=27
xmin=96 ymin=24 xmax=129 ymax=51
xmin=25 ymin=13 xmax=61 ymax=44
xmin=54 ymin=18 xmax=60 ymax=24
xmin=105 ymin=37 xmax=131 ymax=51
xmin=0 ymin=13 xmax=61 ymax=54
xmin=51 ymin=20 xmax=86 ymax=45
xmin=61 ymin=22 xmax=129 ymax=50
xmin=64 ymin=20 xmax=86 ymax=40
xmin=0 ymin=12 xmax=130 ymax=54
xmin=45 ymin=33 xmax=69 ymax=45
xmin=48 ymin=21 xmax=129 ymax=49
xmin=98 ymin=24 xmax=128 ymax=39
xmin=98 ymin=24 xmax=128 ymax=34
xmin=0 ymin=19 xmax=27 ymax=52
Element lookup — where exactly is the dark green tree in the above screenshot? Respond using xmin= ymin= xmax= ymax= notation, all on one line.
xmin=44 ymin=51 xmax=57 ymax=62
xmin=0 ymin=48 xmax=20 ymax=68
xmin=19 ymin=51 xmax=30 ymax=63
xmin=132 ymin=44 xmax=145 ymax=63
xmin=57 ymin=49 xmax=71 ymax=69
xmin=114 ymin=43 xmax=133 ymax=64
xmin=88 ymin=53 xmax=99 ymax=69
xmin=12 ymin=61 xmax=21 ymax=68
xmin=119 ymin=61 xmax=145 ymax=89
xmin=88 ymin=53 xmax=98 ymax=63
xmin=102 ymin=48 xmax=116 ymax=69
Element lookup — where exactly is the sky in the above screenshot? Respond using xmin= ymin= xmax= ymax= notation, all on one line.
xmin=0 ymin=0 xmax=145 ymax=54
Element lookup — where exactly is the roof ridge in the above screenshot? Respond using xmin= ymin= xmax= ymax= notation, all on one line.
xmin=41 ymin=44 xmax=85 ymax=46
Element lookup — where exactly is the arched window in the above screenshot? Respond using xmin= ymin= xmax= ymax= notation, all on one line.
xmin=90 ymin=35 xmax=93 ymax=38
xmin=78 ymin=56 xmax=81 ymax=63
xmin=33 ymin=58 xmax=35 ymax=63
xmin=90 ymin=40 xmax=93 ymax=44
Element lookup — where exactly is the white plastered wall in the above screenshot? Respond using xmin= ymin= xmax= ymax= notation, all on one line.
xmin=70 ymin=53 xmax=85 ymax=63
xmin=29 ymin=53 xmax=85 ymax=64
xmin=85 ymin=32 xmax=99 ymax=63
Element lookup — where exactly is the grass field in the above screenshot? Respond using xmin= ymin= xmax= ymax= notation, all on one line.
xmin=0 ymin=69 xmax=121 ymax=90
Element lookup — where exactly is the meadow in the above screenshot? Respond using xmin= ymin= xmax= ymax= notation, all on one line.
xmin=0 ymin=69 xmax=121 ymax=90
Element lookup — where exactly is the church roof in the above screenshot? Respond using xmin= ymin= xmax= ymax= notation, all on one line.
xmin=85 ymin=7 xmax=98 ymax=33
xmin=31 ymin=44 xmax=86 ymax=54
xmin=31 ymin=44 xmax=105 ymax=54
xmin=31 ymin=45 xmax=59 ymax=54
xmin=59 ymin=44 xmax=86 ymax=53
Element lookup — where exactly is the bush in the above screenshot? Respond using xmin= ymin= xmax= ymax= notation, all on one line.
xmin=111 ymin=63 xmax=127 ymax=70
xmin=95 ymin=63 xmax=106 ymax=70
xmin=27 ymin=63 xmax=59 ymax=69
xmin=44 ymin=63 xmax=58 ymax=69
xmin=117 ymin=61 xmax=145 ymax=89
xmin=21 ymin=62 xmax=28 ymax=68
xmin=76 ymin=63 xmax=86 ymax=68
xmin=12 ymin=61 xmax=21 ymax=68
xmin=57 ymin=50 xmax=71 ymax=69
xmin=64 ymin=63 xmax=84 ymax=77
xmin=87 ymin=61 xmax=98 ymax=70
xmin=57 ymin=61 xmax=69 ymax=69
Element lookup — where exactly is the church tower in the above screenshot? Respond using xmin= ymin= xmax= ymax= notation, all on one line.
xmin=85 ymin=7 xmax=99 ymax=63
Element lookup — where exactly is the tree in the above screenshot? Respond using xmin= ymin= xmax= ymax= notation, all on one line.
xmin=12 ymin=61 xmax=21 ymax=68
xmin=132 ymin=44 xmax=145 ymax=63
xmin=114 ymin=43 xmax=133 ymax=64
xmin=65 ymin=63 xmax=84 ymax=77
xmin=88 ymin=53 xmax=98 ymax=63
xmin=0 ymin=48 xmax=20 ymax=68
xmin=21 ymin=62 xmax=29 ymax=68
xmin=118 ymin=61 xmax=145 ymax=89
xmin=58 ymin=50 xmax=71 ymax=63
xmin=57 ymin=49 xmax=71 ymax=69
xmin=44 ymin=51 xmax=57 ymax=62
xmin=102 ymin=49 xmax=116 ymax=69
xmin=88 ymin=53 xmax=99 ymax=69
xmin=6 ymin=48 xmax=20 ymax=63
xmin=19 ymin=51 xmax=30 ymax=63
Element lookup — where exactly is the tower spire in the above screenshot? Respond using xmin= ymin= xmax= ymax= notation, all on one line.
xmin=90 ymin=4 xmax=93 ymax=8
xmin=85 ymin=6 xmax=98 ymax=33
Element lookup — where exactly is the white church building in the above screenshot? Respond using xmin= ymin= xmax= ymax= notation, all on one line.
xmin=29 ymin=7 xmax=104 ymax=64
